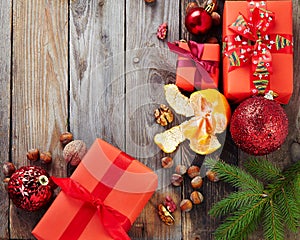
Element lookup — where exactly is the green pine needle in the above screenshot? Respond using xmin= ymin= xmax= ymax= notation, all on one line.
xmin=263 ymin=200 xmax=285 ymax=240
xmin=244 ymin=157 xmax=283 ymax=182
xmin=207 ymin=158 xmax=300 ymax=240
xmin=209 ymin=190 xmax=265 ymax=218
xmin=214 ymin=199 xmax=266 ymax=240
xmin=205 ymin=158 xmax=264 ymax=193
xmin=275 ymin=187 xmax=299 ymax=232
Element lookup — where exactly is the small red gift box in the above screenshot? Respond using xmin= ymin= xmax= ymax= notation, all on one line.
xmin=168 ymin=41 xmax=220 ymax=92
xmin=32 ymin=139 xmax=158 ymax=240
xmin=223 ymin=0 xmax=293 ymax=104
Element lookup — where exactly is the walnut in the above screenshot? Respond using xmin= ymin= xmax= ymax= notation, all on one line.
xmin=154 ymin=104 xmax=174 ymax=126
xmin=63 ymin=140 xmax=87 ymax=166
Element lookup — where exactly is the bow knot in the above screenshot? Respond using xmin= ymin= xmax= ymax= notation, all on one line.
xmin=168 ymin=41 xmax=218 ymax=90
xmin=51 ymin=177 xmax=131 ymax=240
xmin=92 ymin=198 xmax=103 ymax=210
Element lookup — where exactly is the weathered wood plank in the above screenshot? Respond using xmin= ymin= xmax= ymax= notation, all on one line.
xmin=69 ymin=0 xmax=125 ymax=150
xmin=0 ymin=0 xmax=12 ymax=239
xmin=125 ymin=1 xmax=182 ymax=239
xmin=10 ymin=0 xmax=68 ymax=238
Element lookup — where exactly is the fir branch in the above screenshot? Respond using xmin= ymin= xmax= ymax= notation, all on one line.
xmin=282 ymin=159 xmax=300 ymax=180
xmin=244 ymin=157 xmax=283 ymax=182
xmin=214 ymin=198 xmax=266 ymax=240
xmin=205 ymin=158 xmax=264 ymax=193
xmin=263 ymin=200 xmax=285 ymax=240
xmin=209 ymin=158 xmax=300 ymax=240
xmin=209 ymin=190 xmax=265 ymax=218
xmin=274 ymin=187 xmax=299 ymax=232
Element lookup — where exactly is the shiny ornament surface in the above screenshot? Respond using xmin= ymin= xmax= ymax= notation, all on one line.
xmin=185 ymin=7 xmax=212 ymax=35
xmin=230 ymin=96 xmax=288 ymax=155
xmin=8 ymin=166 xmax=55 ymax=211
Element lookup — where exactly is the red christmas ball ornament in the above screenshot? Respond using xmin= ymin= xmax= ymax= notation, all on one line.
xmin=185 ymin=2 xmax=216 ymax=35
xmin=7 ymin=166 xmax=55 ymax=211
xmin=230 ymin=96 xmax=288 ymax=156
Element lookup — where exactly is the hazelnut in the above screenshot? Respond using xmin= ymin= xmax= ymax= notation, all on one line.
xmin=206 ymin=170 xmax=220 ymax=182
xmin=59 ymin=132 xmax=73 ymax=146
xmin=3 ymin=177 xmax=10 ymax=183
xmin=161 ymin=157 xmax=173 ymax=168
xmin=144 ymin=0 xmax=155 ymax=4
xmin=191 ymin=176 xmax=203 ymax=189
xmin=190 ymin=191 xmax=204 ymax=205
xmin=26 ymin=148 xmax=40 ymax=161
xmin=180 ymin=199 xmax=193 ymax=212
xmin=187 ymin=165 xmax=200 ymax=178
xmin=175 ymin=165 xmax=187 ymax=175
xmin=171 ymin=173 xmax=183 ymax=187
xmin=211 ymin=12 xmax=221 ymax=26
xmin=3 ymin=177 xmax=10 ymax=191
xmin=63 ymin=140 xmax=87 ymax=166
xmin=2 ymin=162 xmax=16 ymax=177
xmin=40 ymin=151 xmax=52 ymax=164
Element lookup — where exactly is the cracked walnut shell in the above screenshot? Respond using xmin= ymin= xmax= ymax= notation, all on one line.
xmin=154 ymin=104 xmax=174 ymax=127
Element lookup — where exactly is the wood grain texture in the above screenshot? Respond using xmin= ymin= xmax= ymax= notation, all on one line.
xmin=125 ymin=0 xmax=182 ymax=239
xmin=69 ymin=0 xmax=125 ymax=150
xmin=10 ymin=0 xmax=68 ymax=238
xmin=0 ymin=0 xmax=299 ymax=239
xmin=0 ymin=0 xmax=11 ymax=239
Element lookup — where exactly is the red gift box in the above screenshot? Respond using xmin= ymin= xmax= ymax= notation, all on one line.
xmin=223 ymin=0 xmax=293 ymax=104
xmin=32 ymin=139 xmax=158 ymax=240
xmin=168 ymin=41 xmax=220 ymax=92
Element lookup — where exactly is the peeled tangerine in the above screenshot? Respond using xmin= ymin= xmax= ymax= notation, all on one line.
xmin=154 ymin=84 xmax=231 ymax=155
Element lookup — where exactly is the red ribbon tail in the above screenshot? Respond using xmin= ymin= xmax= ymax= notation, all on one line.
xmin=51 ymin=177 xmax=131 ymax=240
xmin=101 ymin=207 xmax=131 ymax=240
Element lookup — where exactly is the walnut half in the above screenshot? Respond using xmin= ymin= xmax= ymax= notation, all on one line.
xmin=154 ymin=104 xmax=174 ymax=127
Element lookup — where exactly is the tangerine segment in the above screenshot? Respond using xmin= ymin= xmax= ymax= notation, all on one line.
xmin=164 ymin=84 xmax=194 ymax=117
xmin=154 ymin=125 xmax=185 ymax=153
xmin=189 ymin=89 xmax=231 ymax=130
xmin=155 ymin=85 xmax=231 ymax=155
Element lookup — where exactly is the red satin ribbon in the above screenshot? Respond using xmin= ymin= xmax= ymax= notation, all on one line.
xmin=168 ymin=41 xmax=218 ymax=89
xmin=52 ymin=177 xmax=131 ymax=240
xmin=223 ymin=0 xmax=293 ymax=95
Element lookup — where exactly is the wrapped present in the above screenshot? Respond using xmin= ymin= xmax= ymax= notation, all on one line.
xmin=168 ymin=41 xmax=220 ymax=92
xmin=223 ymin=0 xmax=293 ymax=104
xmin=32 ymin=139 xmax=158 ymax=240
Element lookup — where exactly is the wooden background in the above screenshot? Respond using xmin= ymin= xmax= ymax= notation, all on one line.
xmin=0 ymin=0 xmax=299 ymax=239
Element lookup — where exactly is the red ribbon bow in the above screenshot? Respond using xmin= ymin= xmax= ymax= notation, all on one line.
xmin=51 ymin=177 xmax=131 ymax=240
xmin=168 ymin=41 xmax=218 ymax=89
xmin=223 ymin=1 xmax=293 ymax=94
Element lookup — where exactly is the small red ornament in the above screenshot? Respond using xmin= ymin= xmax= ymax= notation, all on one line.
xmin=185 ymin=3 xmax=215 ymax=35
xmin=7 ymin=166 xmax=55 ymax=211
xmin=230 ymin=96 xmax=288 ymax=156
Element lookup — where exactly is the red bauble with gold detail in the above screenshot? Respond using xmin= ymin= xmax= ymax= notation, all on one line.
xmin=185 ymin=7 xmax=212 ymax=35
xmin=230 ymin=96 xmax=288 ymax=156
xmin=185 ymin=2 xmax=217 ymax=35
xmin=7 ymin=166 xmax=55 ymax=211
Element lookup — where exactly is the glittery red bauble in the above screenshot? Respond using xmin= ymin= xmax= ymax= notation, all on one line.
xmin=185 ymin=7 xmax=212 ymax=35
xmin=230 ymin=97 xmax=288 ymax=156
xmin=8 ymin=166 xmax=55 ymax=211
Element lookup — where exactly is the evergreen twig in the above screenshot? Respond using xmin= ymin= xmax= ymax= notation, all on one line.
xmin=243 ymin=157 xmax=283 ymax=182
xmin=205 ymin=158 xmax=264 ymax=193
xmin=207 ymin=158 xmax=300 ymax=240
